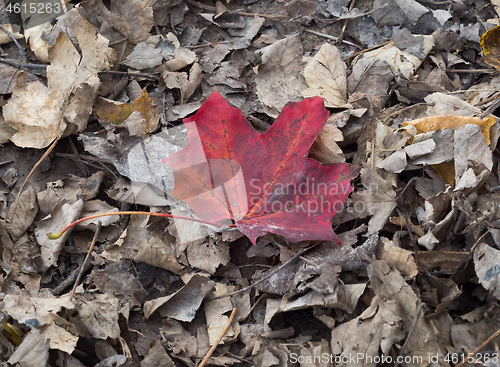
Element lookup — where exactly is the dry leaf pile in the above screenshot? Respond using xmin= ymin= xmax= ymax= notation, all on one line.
xmin=1 ymin=0 xmax=500 ymax=366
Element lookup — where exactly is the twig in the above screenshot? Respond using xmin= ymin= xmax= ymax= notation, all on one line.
xmin=54 ymin=153 xmax=119 ymax=179
xmin=184 ymin=0 xmax=285 ymax=18
xmin=69 ymin=221 xmax=101 ymax=301
xmin=338 ymin=0 xmax=356 ymax=42
xmin=455 ymin=327 xmax=500 ymax=367
xmin=237 ymin=11 xmax=286 ymax=19
xmin=475 ymin=92 xmax=500 ymax=107
xmin=198 ymin=306 xmax=238 ymax=367
xmin=52 ymin=262 xmax=92 ymax=296
xmin=303 ymin=28 xmax=361 ymax=49
xmin=0 ymin=25 xmax=26 ymax=63
xmin=394 ymin=303 xmax=425 ymax=367
xmin=187 ymin=41 xmax=230 ymax=49
xmin=99 ymin=70 xmax=159 ymax=80
xmin=445 ymin=69 xmax=497 ymax=74
xmin=9 ymin=138 xmax=59 ymax=223
xmin=0 ymin=57 xmax=47 ymax=70
xmin=67 ymin=137 xmax=90 ymax=177
xmin=343 ymin=41 xmax=391 ymax=62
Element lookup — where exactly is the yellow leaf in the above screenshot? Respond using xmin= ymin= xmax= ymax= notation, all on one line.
xmin=403 ymin=115 xmax=496 ymax=185
xmin=94 ymin=88 xmax=159 ymax=136
xmin=481 ymin=25 xmax=500 ymax=71
xmin=403 ymin=115 xmax=496 ymax=144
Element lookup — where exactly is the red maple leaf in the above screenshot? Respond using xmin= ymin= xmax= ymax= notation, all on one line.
xmin=163 ymin=92 xmax=360 ymax=244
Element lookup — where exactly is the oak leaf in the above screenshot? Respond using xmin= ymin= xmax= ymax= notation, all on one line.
xmin=163 ymin=92 xmax=360 ymax=244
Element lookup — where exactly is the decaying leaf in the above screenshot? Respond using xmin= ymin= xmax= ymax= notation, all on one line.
xmin=144 ymin=274 xmax=215 ymax=321
xmin=122 ymin=41 xmax=163 ymax=69
xmin=352 ymin=35 xmax=434 ymax=79
xmin=255 ymin=33 xmax=308 ymax=117
xmin=351 ymin=168 xmax=397 ymax=235
xmin=36 ymin=199 xmax=85 ymax=271
xmin=93 ymin=88 xmax=159 ymax=137
xmin=204 ymin=283 xmax=240 ymax=345
xmin=372 ymin=0 xmax=429 ymax=25
xmin=4 ymin=9 xmax=112 ymax=148
xmin=481 ymin=25 xmax=500 ymax=71
xmin=81 ymin=0 xmax=154 ymax=44
xmin=474 ymin=242 xmax=500 ymax=301
xmin=301 ymin=43 xmax=350 ymax=108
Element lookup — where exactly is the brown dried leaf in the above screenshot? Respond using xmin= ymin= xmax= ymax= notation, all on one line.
xmin=162 ymin=63 xmax=203 ymax=103
xmin=474 ymin=242 xmax=500 ymax=301
xmin=310 ymin=124 xmax=345 ymax=164
xmin=35 ymin=200 xmax=84 ymax=271
xmin=352 ymin=35 xmax=433 ymax=78
xmin=255 ymin=33 xmax=307 ymax=117
xmin=301 ymin=43 xmax=350 ymax=108
xmin=351 ymin=168 xmax=397 ymax=235
xmin=7 ymin=186 xmax=38 ymax=241
xmin=140 ymin=339 xmax=175 ymax=367
xmin=204 ymin=283 xmax=240 ymax=345
xmin=379 ymin=238 xmax=418 ymax=278
xmin=122 ymin=41 xmax=163 ymax=69
xmin=68 ymin=292 xmax=121 ymax=339
xmin=82 ymin=0 xmax=154 ymax=44
xmin=4 ymin=9 xmax=111 ymax=148
xmin=143 ymin=274 xmax=215 ymax=321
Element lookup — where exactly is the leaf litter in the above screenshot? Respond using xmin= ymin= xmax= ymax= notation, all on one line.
xmin=2 ymin=0 xmax=500 ymax=366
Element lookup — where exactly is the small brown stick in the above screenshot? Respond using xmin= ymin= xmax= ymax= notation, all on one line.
xmin=198 ymin=306 xmax=238 ymax=367
xmin=9 ymin=138 xmax=59 ymax=223
xmin=69 ymin=221 xmax=101 ymax=301
xmin=454 ymin=327 xmax=500 ymax=367
xmin=338 ymin=0 xmax=356 ymax=42
xmin=303 ymin=28 xmax=361 ymax=49
xmin=445 ymin=69 xmax=497 ymax=74
xmin=67 ymin=137 xmax=90 ymax=177
xmin=187 ymin=41 xmax=230 ymax=49
xmin=54 ymin=152 xmax=119 ymax=179
xmin=0 ymin=57 xmax=47 ymax=70
xmin=99 ymin=70 xmax=159 ymax=80
xmin=343 ymin=41 xmax=391 ymax=62
xmin=475 ymin=93 xmax=500 ymax=107
xmin=0 ymin=25 xmax=26 ymax=63
xmin=394 ymin=303 xmax=425 ymax=367
xmin=183 ymin=0 xmax=286 ymax=18
xmin=236 ymin=11 xmax=286 ymax=19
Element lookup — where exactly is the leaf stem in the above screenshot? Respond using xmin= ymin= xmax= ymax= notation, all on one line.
xmin=47 ymin=211 xmax=237 ymax=239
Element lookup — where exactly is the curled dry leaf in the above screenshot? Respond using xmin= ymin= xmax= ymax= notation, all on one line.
xmin=143 ymin=274 xmax=215 ymax=321
xmin=3 ymin=9 xmax=112 ymax=148
xmin=204 ymin=283 xmax=240 ymax=345
xmin=163 ymin=63 xmax=203 ymax=103
xmin=480 ymin=25 xmax=500 ymax=71
xmin=474 ymin=242 xmax=500 ymax=301
xmin=352 ymin=35 xmax=434 ymax=79
xmin=404 ymin=115 xmax=496 ymax=185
